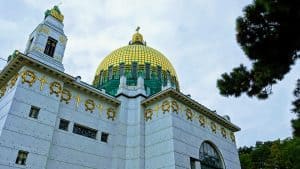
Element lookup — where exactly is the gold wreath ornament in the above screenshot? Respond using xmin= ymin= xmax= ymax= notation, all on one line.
xmin=186 ymin=108 xmax=193 ymax=121
xmin=230 ymin=132 xmax=235 ymax=142
xmin=221 ymin=127 xmax=227 ymax=138
xmin=21 ymin=70 xmax=36 ymax=87
xmin=50 ymin=81 xmax=62 ymax=97
xmin=85 ymin=99 xmax=95 ymax=112
xmin=107 ymin=108 xmax=116 ymax=121
xmin=61 ymin=89 xmax=72 ymax=104
xmin=171 ymin=100 xmax=179 ymax=113
xmin=162 ymin=100 xmax=170 ymax=113
xmin=144 ymin=109 xmax=153 ymax=121
xmin=211 ymin=122 xmax=217 ymax=133
xmin=198 ymin=114 xmax=206 ymax=127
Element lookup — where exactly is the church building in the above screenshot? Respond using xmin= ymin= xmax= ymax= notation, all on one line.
xmin=0 ymin=6 xmax=241 ymax=169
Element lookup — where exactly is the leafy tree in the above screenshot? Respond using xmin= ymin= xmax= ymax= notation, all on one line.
xmin=217 ymin=0 xmax=300 ymax=136
xmin=238 ymin=138 xmax=300 ymax=169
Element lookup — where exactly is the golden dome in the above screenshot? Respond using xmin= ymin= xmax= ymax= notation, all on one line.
xmin=95 ymin=44 xmax=178 ymax=78
xmin=93 ymin=28 xmax=179 ymax=96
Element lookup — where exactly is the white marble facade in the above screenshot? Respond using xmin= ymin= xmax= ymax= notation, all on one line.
xmin=0 ymin=7 xmax=241 ymax=169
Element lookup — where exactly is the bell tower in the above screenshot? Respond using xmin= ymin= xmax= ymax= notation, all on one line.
xmin=24 ymin=6 xmax=67 ymax=72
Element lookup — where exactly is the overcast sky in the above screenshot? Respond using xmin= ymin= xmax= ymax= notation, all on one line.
xmin=0 ymin=0 xmax=299 ymax=147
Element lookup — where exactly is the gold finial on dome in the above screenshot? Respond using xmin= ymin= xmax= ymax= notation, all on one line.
xmin=131 ymin=26 xmax=145 ymax=45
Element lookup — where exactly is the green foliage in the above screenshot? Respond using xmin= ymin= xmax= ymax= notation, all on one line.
xmin=217 ymin=0 xmax=300 ymax=99
xmin=239 ymin=138 xmax=300 ymax=169
xmin=217 ymin=0 xmax=300 ymax=138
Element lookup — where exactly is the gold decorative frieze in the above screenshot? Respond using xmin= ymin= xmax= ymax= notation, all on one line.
xmin=144 ymin=108 xmax=153 ymax=121
xmin=107 ymin=108 xmax=116 ymax=121
xmin=85 ymin=99 xmax=95 ymax=112
xmin=21 ymin=70 xmax=36 ymax=87
xmin=61 ymin=89 xmax=72 ymax=104
xmin=50 ymin=81 xmax=62 ymax=97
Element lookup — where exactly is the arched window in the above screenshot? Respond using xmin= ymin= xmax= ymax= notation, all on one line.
xmin=199 ymin=141 xmax=224 ymax=169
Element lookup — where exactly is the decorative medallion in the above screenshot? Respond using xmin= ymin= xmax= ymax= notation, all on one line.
xmin=9 ymin=73 xmax=19 ymax=88
xmin=211 ymin=121 xmax=217 ymax=133
xmin=85 ymin=99 xmax=95 ymax=112
xmin=38 ymin=26 xmax=50 ymax=35
xmin=198 ymin=114 xmax=206 ymax=127
xmin=185 ymin=108 xmax=193 ymax=121
xmin=21 ymin=70 xmax=36 ymax=87
xmin=107 ymin=108 xmax=116 ymax=121
xmin=171 ymin=100 xmax=179 ymax=113
xmin=161 ymin=100 xmax=170 ymax=113
xmin=221 ymin=127 xmax=227 ymax=138
xmin=38 ymin=76 xmax=48 ymax=91
xmin=59 ymin=36 xmax=67 ymax=45
xmin=230 ymin=132 xmax=235 ymax=142
xmin=61 ymin=89 xmax=72 ymax=104
xmin=144 ymin=108 xmax=153 ymax=121
xmin=50 ymin=81 xmax=62 ymax=97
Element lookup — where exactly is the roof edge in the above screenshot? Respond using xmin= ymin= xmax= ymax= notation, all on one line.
xmin=142 ymin=88 xmax=241 ymax=132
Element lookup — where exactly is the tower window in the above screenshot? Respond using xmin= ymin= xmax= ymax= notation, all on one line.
xmin=73 ymin=123 xmax=97 ymax=139
xmin=119 ymin=63 xmax=125 ymax=76
xmin=44 ymin=36 xmax=57 ymax=57
xmin=145 ymin=63 xmax=151 ymax=79
xmin=59 ymin=119 xmax=69 ymax=131
xmin=131 ymin=62 xmax=137 ymax=78
xmin=15 ymin=150 xmax=28 ymax=165
xmin=108 ymin=66 xmax=113 ymax=80
xmin=29 ymin=106 xmax=40 ymax=119
xmin=101 ymin=132 xmax=109 ymax=143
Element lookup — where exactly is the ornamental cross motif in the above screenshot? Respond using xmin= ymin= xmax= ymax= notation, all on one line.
xmin=38 ymin=76 xmax=48 ymax=91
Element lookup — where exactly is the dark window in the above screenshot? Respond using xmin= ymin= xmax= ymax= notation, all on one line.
xmin=199 ymin=142 xmax=223 ymax=169
xmin=145 ymin=63 xmax=151 ymax=79
xmin=131 ymin=62 xmax=137 ymax=78
xmin=108 ymin=66 xmax=113 ymax=80
xmin=73 ymin=123 xmax=97 ymax=139
xmin=59 ymin=119 xmax=69 ymax=131
xmin=29 ymin=106 xmax=40 ymax=119
xmin=157 ymin=66 xmax=162 ymax=80
xmin=166 ymin=70 xmax=171 ymax=81
xmin=101 ymin=132 xmax=109 ymax=143
xmin=15 ymin=150 xmax=28 ymax=165
xmin=119 ymin=63 xmax=125 ymax=76
xmin=44 ymin=37 xmax=57 ymax=57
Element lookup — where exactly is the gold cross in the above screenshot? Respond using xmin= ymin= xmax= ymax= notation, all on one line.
xmin=74 ymin=95 xmax=81 ymax=109
xmin=38 ymin=76 xmax=48 ymax=91
xmin=97 ymin=104 xmax=103 ymax=116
